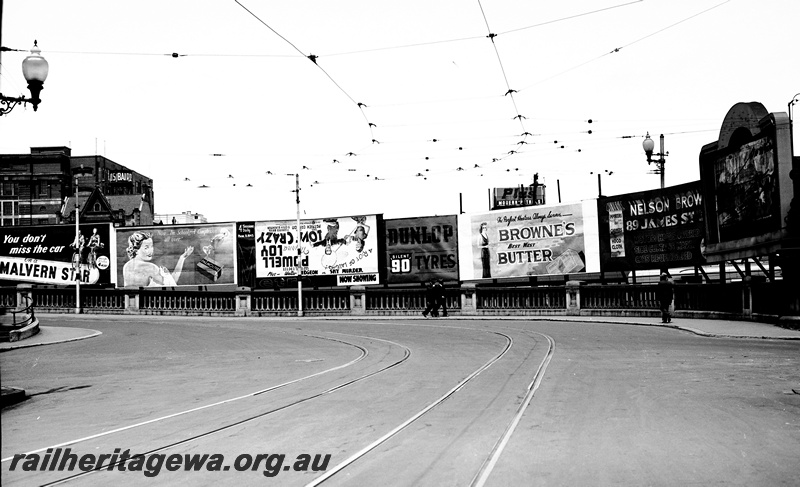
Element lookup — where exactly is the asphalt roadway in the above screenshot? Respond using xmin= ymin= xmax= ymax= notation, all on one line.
xmin=1 ymin=315 xmax=799 ymax=486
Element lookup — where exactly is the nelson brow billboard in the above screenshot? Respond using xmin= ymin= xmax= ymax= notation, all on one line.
xmin=597 ymin=181 xmax=705 ymax=271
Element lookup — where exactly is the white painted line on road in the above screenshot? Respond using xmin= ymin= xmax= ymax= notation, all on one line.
xmin=1 ymin=332 xmax=368 ymax=463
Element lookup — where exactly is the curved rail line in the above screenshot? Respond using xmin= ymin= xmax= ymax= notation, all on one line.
xmin=9 ymin=319 xmax=554 ymax=487
xmin=36 ymin=332 xmax=413 ymax=486
xmin=304 ymin=327 xmax=515 ymax=486
xmin=1 ymin=331 xmax=370 ymax=464
xmin=302 ymin=321 xmax=555 ymax=486
xmin=470 ymin=328 xmax=556 ymax=487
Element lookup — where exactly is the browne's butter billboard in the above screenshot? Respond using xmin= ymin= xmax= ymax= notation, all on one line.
xmin=458 ymin=201 xmax=599 ymax=280
xmin=0 ymin=224 xmax=113 ymax=286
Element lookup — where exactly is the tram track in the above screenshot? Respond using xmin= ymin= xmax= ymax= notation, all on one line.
xmin=469 ymin=328 xmax=555 ymax=487
xmin=3 ymin=331 xmax=410 ymax=486
xmin=37 ymin=330 xmax=413 ymax=486
xmin=302 ymin=322 xmax=556 ymax=487
xmin=4 ymin=320 xmax=556 ymax=486
xmin=2 ymin=331 xmax=373 ymax=464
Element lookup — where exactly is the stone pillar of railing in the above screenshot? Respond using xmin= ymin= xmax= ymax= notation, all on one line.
xmin=16 ymin=284 xmax=33 ymax=309
xmin=350 ymin=286 xmax=366 ymax=315
xmin=566 ymin=281 xmax=581 ymax=316
xmin=124 ymin=289 xmax=140 ymax=314
xmin=460 ymin=283 xmax=477 ymax=315
xmin=236 ymin=287 xmax=251 ymax=317
xmin=741 ymin=276 xmax=753 ymax=318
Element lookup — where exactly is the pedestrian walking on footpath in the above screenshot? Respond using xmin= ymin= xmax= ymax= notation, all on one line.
xmin=657 ymin=272 xmax=674 ymax=323
xmin=422 ymin=279 xmax=440 ymax=318
xmin=435 ymin=279 xmax=448 ymax=317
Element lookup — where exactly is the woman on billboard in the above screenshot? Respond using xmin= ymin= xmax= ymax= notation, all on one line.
xmin=123 ymin=231 xmax=194 ymax=287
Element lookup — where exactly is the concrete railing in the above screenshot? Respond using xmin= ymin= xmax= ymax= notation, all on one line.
xmin=0 ymin=278 xmax=793 ymax=325
xmin=0 ymin=286 xmax=40 ymax=342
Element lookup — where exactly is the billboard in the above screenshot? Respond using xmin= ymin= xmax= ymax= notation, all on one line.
xmin=491 ymin=185 xmax=545 ymax=209
xmin=384 ymin=215 xmax=459 ymax=283
xmin=0 ymin=224 xmax=113 ymax=285
xmin=597 ymin=182 xmax=705 ymax=271
xmin=236 ymin=222 xmax=257 ymax=289
xmin=254 ymin=215 xmax=380 ymax=287
xmin=711 ymin=135 xmax=780 ymax=242
xmin=698 ymin=102 xmax=794 ymax=263
xmin=458 ymin=202 xmax=594 ymax=280
xmin=115 ymin=224 xmax=236 ymax=287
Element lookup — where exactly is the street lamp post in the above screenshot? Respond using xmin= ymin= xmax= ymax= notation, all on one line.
xmin=72 ymin=164 xmax=92 ymax=314
xmin=288 ymin=173 xmax=304 ymax=317
xmin=642 ymin=132 xmax=668 ymax=189
xmin=0 ymin=41 xmax=49 ymax=115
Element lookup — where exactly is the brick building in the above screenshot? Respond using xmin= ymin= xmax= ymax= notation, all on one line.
xmin=0 ymin=146 xmax=154 ymax=227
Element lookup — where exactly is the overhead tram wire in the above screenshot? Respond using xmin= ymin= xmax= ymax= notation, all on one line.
xmin=233 ymin=0 xmax=375 ymax=140
xmin=611 ymin=0 xmax=731 ymax=53
xmin=27 ymin=0 xmax=647 ymax=61
xmin=476 ymin=0 xmax=526 ymax=135
xmin=317 ymin=0 xmax=644 ymax=58
xmin=498 ymin=0 xmax=644 ymax=35
xmin=518 ymin=0 xmax=733 ymax=91
xmin=34 ymin=3 xmax=719 ymax=194
xmin=40 ymin=50 xmax=296 ymax=58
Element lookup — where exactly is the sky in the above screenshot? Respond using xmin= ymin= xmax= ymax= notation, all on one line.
xmin=1 ymin=0 xmax=798 ymax=223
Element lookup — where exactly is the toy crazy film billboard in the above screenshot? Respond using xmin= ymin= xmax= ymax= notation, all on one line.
xmin=459 ymin=202 xmax=589 ymax=279
xmin=384 ymin=215 xmax=459 ymax=283
xmin=254 ymin=215 xmax=380 ymax=287
xmin=0 ymin=224 xmax=113 ymax=285
xmin=115 ymin=224 xmax=236 ymax=287
xmin=597 ymin=181 xmax=705 ymax=271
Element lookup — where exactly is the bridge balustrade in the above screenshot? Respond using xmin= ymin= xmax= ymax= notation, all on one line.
xmin=675 ymin=282 xmax=742 ymax=313
xmin=477 ymin=286 xmax=563 ymax=310
xmin=33 ymin=288 xmax=76 ymax=310
xmin=0 ymin=288 xmax=16 ymax=308
xmin=0 ymin=280 xmax=791 ymax=324
xmin=251 ymin=290 xmax=350 ymax=314
xmin=83 ymin=290 xmax=126 ymax=311
xmin=581 ymin=284 xmax=659 ymax=310
xmin=141 ymin=291 xmax=235 ymax=314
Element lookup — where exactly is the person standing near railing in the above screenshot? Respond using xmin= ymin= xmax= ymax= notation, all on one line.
xmin=422 ymin=279 xmax=440 ymax=318
xmin=657 ymin=272 xmax=674 ymax=323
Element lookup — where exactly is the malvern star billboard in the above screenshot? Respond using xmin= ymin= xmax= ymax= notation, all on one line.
xmin=0 ymin=224 xmax=113 ymax=286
